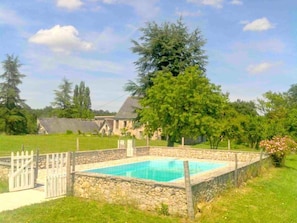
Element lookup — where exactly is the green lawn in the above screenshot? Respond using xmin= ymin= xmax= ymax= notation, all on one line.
xmin=1 ymin=154 xmax=296 ymax=222
xmin=0 ymin=179 xmax=8 ymax=193
xmin=0 ymin=134 xmax=168 ymax=156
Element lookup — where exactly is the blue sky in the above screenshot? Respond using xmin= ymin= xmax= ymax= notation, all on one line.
xmin=0 ymin=0 xmax=296 ymax=112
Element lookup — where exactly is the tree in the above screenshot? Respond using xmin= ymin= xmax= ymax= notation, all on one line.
xmin=0 ymin=55 xmax=25 ymax=109
xmin=230 ymin=99 xmax=258 ymax=116
xmin=138 ymin=66 xmax=227 ymax=147
xmin=126 ymin=19 xmax=207 ymax=96
xmin=52 ymin=78 xmax=73 ymax=118
xmin=0 ymin=55 xmax=28 ymax=134
xmin=72 ymin=81 xmax=93 ymax=118
xmin=286 ymin=84 xmax=297 ymax=107
xmin=257 ymin=91 xmax=288 ymax=138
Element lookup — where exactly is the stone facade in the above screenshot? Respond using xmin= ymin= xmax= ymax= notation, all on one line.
xmin=149 ymin=147 xmax=263 ymax=162
xmin=73 ymin=174 xmax=187 ymax=216
xmin=0 ymin=163 xmax=9 ymax=181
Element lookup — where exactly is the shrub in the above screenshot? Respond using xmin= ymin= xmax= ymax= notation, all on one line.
xmin=260 ymin=136 xmax=297 ymax=167
xmin=66 ymin=130 xmax=73 ymax=134
xmin=156 ymin=203 xmax=169 ymax=216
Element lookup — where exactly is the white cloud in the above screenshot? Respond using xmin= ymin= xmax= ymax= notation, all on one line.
xmin=187 ymin=0 xmax=224 ymax=8
xmin=28 ymin=25 xmax=93 ymax=53
xmin=243 ymin=17 xmax=275 ymax=32
xmin=0 ymin=8 xmax=25 ymax=26
xmin=247 ymin=62 xmax=280 ymax=74
xmin=56 ymin=0 xmax=83 ymax=10
xmin=230 ymin=0 xmax=242 ymax=5
xmin=175 ymin=8 xmax=202 ymax=17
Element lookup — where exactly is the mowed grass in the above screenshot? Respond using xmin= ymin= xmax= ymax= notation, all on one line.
xmin=0 ymin=134 xmax=168 ymax=156
xmin=198 ymin=154 xmax=297 ymax=223
xmin=0 ymin=179 xmax=8 ymax=193
xmin=1 ymin=154 xmax=296 ymax=222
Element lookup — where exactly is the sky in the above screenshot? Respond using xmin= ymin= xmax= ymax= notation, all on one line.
xmin=0 ymin=0 xmax=296 ymax=112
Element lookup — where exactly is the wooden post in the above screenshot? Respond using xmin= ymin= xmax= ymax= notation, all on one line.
xmin=34 ymin=149 xmax=39 ymax=186
xmin=183 ymin=161 xmax=195 ymax=220
xmin=259 ymin=149 xmax=263 ymax=174
xmin=71 ymin=151 xmax=76 ymax=195
xmin=72 ymin=151 xmax=76 ymax=172
xmin=234 ymin=153 xmax=238 ymax=187
xmin=66 ymin=152 xmax=71 ymax=195
xmin=76 ymin=138 xmax=79 ymax=151
xmin=146 ymin=135 xmax=149 ymax=147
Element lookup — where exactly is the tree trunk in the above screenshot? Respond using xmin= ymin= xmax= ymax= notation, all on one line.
xmin=167 ymin=136 xmax=175 ymax=147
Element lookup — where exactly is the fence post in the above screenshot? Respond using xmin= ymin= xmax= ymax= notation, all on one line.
xmin=183 ymin=161 xmax=195 ymax=220
xmin=76 ymin=138 xmax=79 ymax=151
xmin=259 ymin=149 xmax=263 ymax=174
xmin=66 ymin=152 xmax=71 ymax=195
xmin=234 ymin=153 xmax=238 ymax=187
xmin=71 ymin=151 xmax=76 ymax=195
xmin=34 ymin=149 xmax=39 ymax=186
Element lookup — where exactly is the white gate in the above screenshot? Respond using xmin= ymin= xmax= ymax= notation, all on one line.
xmin=45 ymin=152 xmax=69 ymax=198
xmin=9 ymin=150 xmax=35 ymax=192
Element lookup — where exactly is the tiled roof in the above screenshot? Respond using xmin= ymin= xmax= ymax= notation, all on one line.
xmin=114 ymin=97 xmax=141 ymax=120
xmin=38 ymin=118 xmax=100 ymax=134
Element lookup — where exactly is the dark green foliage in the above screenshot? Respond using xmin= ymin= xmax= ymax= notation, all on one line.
xmin=52 ymin=78 xmax=73 ymax=118
xmin=126 ymin=18 xmax=207 ymax=96
xmin=72 ymin=81 xmax=93 ymax=119
xmin=230 ymin=99 xmax=258 ymax=116
xmin=93 ymin=109 xmax=116 ymax=116
xmin=52 ymin=79 xmax=93 ymax=119
xmin=0 ymin=55 xmax=26 ymax=109
xmin=0 ymin=55 xmax=35 ymax=134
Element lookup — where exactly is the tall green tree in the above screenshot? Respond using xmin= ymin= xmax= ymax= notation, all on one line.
xmin=138 ymin=66 xmax=227 ymax=147
xmin=0 ymin=55 xmax=28 ymax=134
xmin=72 ymin=81 xmax=92 ymax=118
xmin=0 ymin=55 xmax=25 ymax=109
xmin=126 ymin=19 xmax=207 ymax=96
xmin=52 ymin=78 xmax=73 ymax=118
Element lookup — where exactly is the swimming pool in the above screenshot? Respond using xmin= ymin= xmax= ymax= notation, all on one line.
xmin=84 ymin=159 xmax=226 ymax=182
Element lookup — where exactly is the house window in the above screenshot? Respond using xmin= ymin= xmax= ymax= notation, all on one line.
xmin=124 ymin=121 xmax=127 ymax=128
xmin=116 ymin=120 xmax=119 ymax=129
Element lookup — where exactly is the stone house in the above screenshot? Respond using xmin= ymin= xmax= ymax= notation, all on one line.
xmin=37 ymin=97 xmax=160 ymax=139
xmin=112 ymin=97 xmax=145 ymax=138
xmin=94 ymin=116 xmax=114 ymax=136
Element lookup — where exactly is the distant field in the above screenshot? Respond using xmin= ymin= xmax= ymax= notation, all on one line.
xmin=0 ymin=134 xmax=168 ymax=156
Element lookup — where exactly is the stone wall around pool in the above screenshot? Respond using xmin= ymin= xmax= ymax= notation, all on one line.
xmin=72 ymin=147 xmax=271 ymax=217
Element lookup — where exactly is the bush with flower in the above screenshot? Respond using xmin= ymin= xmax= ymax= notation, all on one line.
xmin=259 ymin=136 xmax=297 ymax=167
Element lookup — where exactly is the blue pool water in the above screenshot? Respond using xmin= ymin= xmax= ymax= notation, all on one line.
xmin=85 ymin=160 xmax=226 ymax=182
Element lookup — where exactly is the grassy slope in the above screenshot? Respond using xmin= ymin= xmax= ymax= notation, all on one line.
xmin=0 ymin=154 xmax=296 ymax=222
xmin=199 ymin=154 xmax=297 ymax=223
